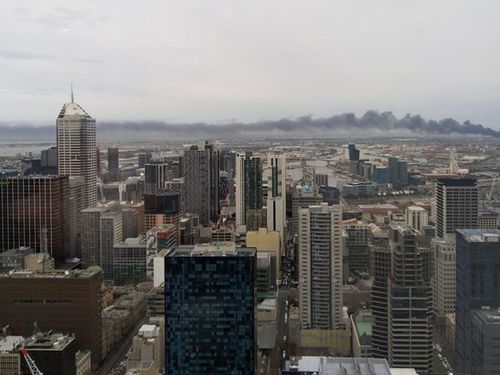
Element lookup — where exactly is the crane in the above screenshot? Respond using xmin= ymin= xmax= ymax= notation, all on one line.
xmin=20 ymin=348 xmax=43 ymax=375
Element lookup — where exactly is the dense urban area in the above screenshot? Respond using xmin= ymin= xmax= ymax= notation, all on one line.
xmin=1 ymin=98 xmax=500 ymax=375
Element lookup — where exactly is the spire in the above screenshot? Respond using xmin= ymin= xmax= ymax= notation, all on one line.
xmin=71 ymin=83 xmax=74 ymax=103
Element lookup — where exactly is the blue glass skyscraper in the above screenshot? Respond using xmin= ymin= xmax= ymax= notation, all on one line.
xmin=165 ymin=245 xmax=256 ymax=374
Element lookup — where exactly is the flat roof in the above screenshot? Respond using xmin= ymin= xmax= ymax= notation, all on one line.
xmin=0 ymin=266 xmax=102 ymax=279
xmin=168 ymin=244 xmax=255 ymax=257
xmin=0 ymin=336 xmax=24 ymax=352
xmin=457 ymin=229 xmax=500 ymax=242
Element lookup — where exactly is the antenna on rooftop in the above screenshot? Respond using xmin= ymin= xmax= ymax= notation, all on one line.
xmin=70 ymin=83 xmax=74 ymax=103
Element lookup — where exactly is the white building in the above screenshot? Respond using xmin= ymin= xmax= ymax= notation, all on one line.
xmin=432 ymin=236 xmax=456 ymax=317
xmin=405 ymin=205 xmax=429 ymax=232
xmin=57 ymin=92 xmax=97 ymax=208
xmin=298 ymin=203 xmax=344 ymax=330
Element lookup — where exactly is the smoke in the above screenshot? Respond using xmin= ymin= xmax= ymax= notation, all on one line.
xmin=1 ymin=110 xmax=499 ymax=141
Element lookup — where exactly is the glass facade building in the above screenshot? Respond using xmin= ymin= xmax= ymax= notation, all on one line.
xmin=165 ymin=245 xmax=256 ymax=374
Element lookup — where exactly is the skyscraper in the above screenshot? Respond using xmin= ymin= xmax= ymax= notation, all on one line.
xmin=348 ymin=144 xmax=360 ymax=161
xmin=298 ymin=203 xmax=344 ymax=329
xmin=435 ymin=177 xmax=478 ymax=238
xmin=291 ymin=185 xmax=322 ymax=236
xmin=266 ymin=154 xmax=287 ymax=245
xmin=455 ymin=229 xmax=500 ymax=373
xmin=183 ymin=142 xmax=219 ymax=225
xmin=57 ymin=93 xmax=97 ymax=208
xmin=144 ymin=159 xmax=170 ymax=194
xmin=107 ymin=147 xmax=119 ymax=172
xmin=235 ymin=152 xmax=263 ymax=230
xmin=387 ymin=226 xmax=433 ymax=373
xmin=0 ymin=176 xmax=70 ymax=262
xmin=165 ymin=244 xmax=256 ymax=374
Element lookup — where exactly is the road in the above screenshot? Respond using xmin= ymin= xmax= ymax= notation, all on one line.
xmin=96 ymin=317 xmax=146 ymax=375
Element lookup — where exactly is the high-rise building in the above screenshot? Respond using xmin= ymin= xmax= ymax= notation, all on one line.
xmin=146 ymin=224 xmax=177 ymax=280
xmin=57 ymin=94 xmax=97 ymax=208
xmin=405 ymin=205 xmax=429 ymax=232
xmin=266 ymin=155 xmax=287 ymax=245
xmin=298 ymin=203 xmax=344 ymax=330
xmin=315 ymin=174 xmax=328 ymax=187
xmin=344 ymin=221 xmax=370 ymax=274
xmin=0 ymin=176 xmax=70 ymax=262
xmin=144 ymin=159 xmax=170 ymax=194
xmin=319 ymin=185 xmax=340 ymax=206
xmin=41 ymin=146 xmax=58 ymax=175
xmin=80 ymin=206 xmax=123 ymax=278
xmin=432 ymin=237 xmax=456 ymax=317
xmin=387 ymin=157 xmax=408 ymax=188
xmin=183 ymin=142 xmax=219 ymax=225
xmin=165 ymin=244 xmax=256 ymax=374
xmin=455 ymin=229 xmax=500 ymax=373
xmin=0 ymin=267 xmax=103 ymax=368
xmin=470 ymin=308 xmax=500 ymax=375
xmin=291 ymin=186 xmax=322 ymax=236
xmin=138 ymin=152 xmax=153 ymax=168
xmin=107 ymin=147 xmax=119 ymax=172
xmin=435 ymin=177 xmax=478 ymax=238
xmin=348 ymin=144 xmax=360 ymax=161
xmin=113 ymin=237 xmax=147 ymax=285
xmin=387 ymin=226 xmax=433 ymax=373
xmin=236 ymin=152 xmax=263 ymax=230
xmin=144 ymin=192 xmax=181 ymax=243
xmin=370 ymin=227 xmax=391 ymax=359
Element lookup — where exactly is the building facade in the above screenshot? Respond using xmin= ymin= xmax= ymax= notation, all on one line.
xmin=57 ymin=96 xmax=97 ymax=208
xmin=165 ymin=245 xmax=256 ymax=374
xmin=298 ymin=203 xmax=344 ymax=330
xmin=0 ymin=176 xmax=70 ymax=262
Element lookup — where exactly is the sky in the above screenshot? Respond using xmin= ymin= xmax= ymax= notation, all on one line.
xmin=1 ymin=0 xmax=499 ymax=128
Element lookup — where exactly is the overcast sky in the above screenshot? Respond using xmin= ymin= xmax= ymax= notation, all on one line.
xmin=1 ymin=0 xmax=499 ymax=128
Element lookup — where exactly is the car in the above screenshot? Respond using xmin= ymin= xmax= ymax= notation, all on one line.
xmin=283 ymin=335 xmax=287 ymax=342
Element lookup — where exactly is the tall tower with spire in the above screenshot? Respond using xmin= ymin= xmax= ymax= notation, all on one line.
xmin=57 ymin=89 xmax=97 ymax=208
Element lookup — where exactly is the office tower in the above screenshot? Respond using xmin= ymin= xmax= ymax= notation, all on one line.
xmin=455 ymin=229 xmax=500 ymax=373
xmin=144 ymin=193 xmax=181 ymax=243
xmin=348 ymin=144 xmax=360 ymax=161
xmin=57 ymin=94 xmax=97 ymax=208
xmin=387 ymin=226 xmax=433 ymax=373
xmin=164 ymin=178 xmax=185 ymax=213
xmin=146 ymin=224 xmax=177 ymax=279
xmin=387 ymin=157 xmax=408 ymax=188
xmin=0 ymin=267 xmax=103 ymax=367
xmin=370 ymin=227 xmax=390 ymax=359
xmin=80 ymin=206 xmax=123 ymax=278
xmin=291 ymin=186 xmax=322 ymax=236
xmin=470 ymin=308 xmax=500 ymax=375
xmin=432 ymin=237 xmax=456 ymax=317
xmin=144 ymin=159 xmax=170 ymax=194
xmin=68 ymin=176 xmax=85 ymax=258
xmin=298 ymin=203 xmax=344 ymax=329
xmin=107 ymin=147 xmax=119 ymax=172
xmin=405 ymin=205 xmax=429 ymax=232
xmin=165 ymin=244 xmax=256 ymax=374
xmin=315 ymin=174 xmax=328 ymax=187
xmin=0 ymin=176 xmax=70 ymax=262
xmin=435 ymin=177 xmax=478 ymax=238
xmin=183 ymin=142 xmax=219 ymax=225
xmin=122 ymin=207 xmax=139 ymax=239
xmin=41 ymin=146 xmax=58 ymax=175
xmin=302 ymin=166 xmax=315 ymax=187
xmin=235 ymin=152 xmax=263 ymax=230
xmin=138 ymin=151 xmax=153 ymax=168
xmin=319 ymin=185 xmax=340 ymax=206
xmin=266 ymin=155 xmax=287 ymax=246
xmin=344 ymin=221 xmax=370 ymax=274
xmin=113 ymin=237 xmax=147 ymax=285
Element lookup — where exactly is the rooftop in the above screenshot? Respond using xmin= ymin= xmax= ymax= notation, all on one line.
xmin=0 ymin=336 xmax=24 ymax=352
xmin=24 ymin=332 xmax=74 ymax=351
xmin=0 ymin=266 xmax=102 ymax=279
xmin=168 ymin=244 xmax=256 ymax=257
xmin=474 ymin=308 xmax=500 ymax=325
xmin=457 ymin=229 xmax=500 ymax=243
xmin=283 ymin=357 xmax=392 ymax=375
xmin=57 ymin=102 xmax=91 ymax=118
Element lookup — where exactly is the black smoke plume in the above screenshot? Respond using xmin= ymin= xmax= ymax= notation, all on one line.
xmin=0 ymin=110 xmax=498 ymax=141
